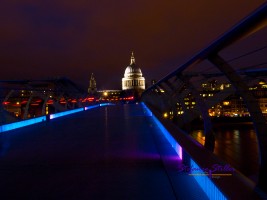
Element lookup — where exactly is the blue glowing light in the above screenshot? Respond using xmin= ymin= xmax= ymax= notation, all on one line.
xmin=190 ymin=159 xmax=227 ymax=200
xmin=141 ymin=102 xmax=183 ymax=159
xmin=0 ymin=116 xmax=46 ymax=133
xmin=50 ymin=108 xmax=84 ymax=119
xmin=85 ymin=103 xmax=115 ymax=110
xmin=100 ymin=103 xmax=115 ymax=107
xmin=1 ymin=104 xmax=114 ymax=133
xmin=84 ymin=105 xmax=99 ymax=110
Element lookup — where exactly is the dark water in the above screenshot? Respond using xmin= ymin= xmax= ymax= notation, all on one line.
xmin=190 ymin=124 xmax=259 ymax=182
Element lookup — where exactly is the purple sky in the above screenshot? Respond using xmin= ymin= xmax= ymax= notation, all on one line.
xmin=0 ymin=0 xmax=266 ymax=90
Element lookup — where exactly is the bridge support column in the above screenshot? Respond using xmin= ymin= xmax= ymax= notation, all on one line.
xmin=209 ymin=53 xmax=267 ymax=192
xmin=23 ymin=95 xmax=33 ymax=119
xmin=42 ymin=96 xmax=49 ymax=116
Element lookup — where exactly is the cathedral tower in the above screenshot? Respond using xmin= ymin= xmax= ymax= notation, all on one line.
xmin=88 ymin=73 xmax=97 ymax=95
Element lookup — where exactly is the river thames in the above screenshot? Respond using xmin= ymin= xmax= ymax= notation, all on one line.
xmin=190 ymin=123 xmax=259 ymax=183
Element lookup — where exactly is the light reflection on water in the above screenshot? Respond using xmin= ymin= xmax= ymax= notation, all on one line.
xmin=190 ymin=126 xmax=259 ymax=182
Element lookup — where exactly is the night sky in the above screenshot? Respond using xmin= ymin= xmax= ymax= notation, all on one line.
xmin=0 ymin=0 xmax=266 ymax=90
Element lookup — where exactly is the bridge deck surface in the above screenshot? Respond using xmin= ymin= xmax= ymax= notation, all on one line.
xmin=0 ymin=104 xmax=208 ymax=200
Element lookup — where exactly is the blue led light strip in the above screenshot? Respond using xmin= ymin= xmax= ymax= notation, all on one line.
xmin=99 ymin=103 xmax=115 ymax=107
xmin=141 ymin=102 xmax=183 ymax=159
xmin=49 ymin=108 xmax=84 ymax=119
xmin=190 ymin=159 xmax=227 ymax=200
xmin=0 ymin=116 xmax=46 ymax=133
xmin=1 ymin=104 xmax=114 ymax=133
xmin=85 ymin=103 xmax=115 ymax=110
xmin=85 ymin=105 xmax=99 ymax=110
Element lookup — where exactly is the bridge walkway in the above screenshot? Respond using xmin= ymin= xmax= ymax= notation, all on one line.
xmin=0 ymin=104 xmax=208 ymax=200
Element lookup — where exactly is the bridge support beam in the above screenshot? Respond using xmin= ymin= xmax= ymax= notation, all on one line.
xmin=42 ymin=96 xmax=49 ymax=116
xmin=23 ymin=95 xmax=33 ymax=119
xmin=180 ymin=76 xmax=215 ymax=152
xmin=209 ymin=53 xmax=267 ymax=192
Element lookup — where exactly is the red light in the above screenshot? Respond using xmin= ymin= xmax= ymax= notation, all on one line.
xmin=47 ymin=100 xmax=53 ymax=105
xmin=86 ymin=97 xmax=94 ymax=101
xmin=21 ymin=100 xmax=28 ymax=104
xmin=3 ymin=101 xmax=10 ymax=105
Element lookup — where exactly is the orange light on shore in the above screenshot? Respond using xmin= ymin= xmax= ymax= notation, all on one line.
xmin=47 ymin=100 xmax=54 ymax=105
xmin=88 ymin=97 xmax=94 ymax=102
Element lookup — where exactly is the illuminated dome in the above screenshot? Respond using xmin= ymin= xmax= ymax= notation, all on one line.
xmin=124 ymin=63 xmax=142 ymax=78
xmin=122 ymin=52 xmax=145 ymax=90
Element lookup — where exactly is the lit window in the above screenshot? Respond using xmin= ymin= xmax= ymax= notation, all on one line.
xmin=223 ymin=101 xmax=230 ymax=106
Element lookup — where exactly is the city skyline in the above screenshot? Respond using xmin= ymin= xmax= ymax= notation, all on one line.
xmin=0 ymin=1 xmax=266 ymax=89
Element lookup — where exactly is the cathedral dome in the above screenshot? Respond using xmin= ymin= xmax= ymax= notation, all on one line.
xmin=124 ymin=64 xmax=142 ymax=78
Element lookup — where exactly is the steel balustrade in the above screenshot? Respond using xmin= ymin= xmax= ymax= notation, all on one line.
xmin=142 ymin=2 xmax=267 ymax=193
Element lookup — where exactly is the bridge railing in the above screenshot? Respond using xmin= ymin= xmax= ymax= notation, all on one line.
xmin=0 ymin=78 xmax=95 ymax=125
xmin=0 ymin=103 xmax=114 ymax=133
xmin=142 ymin=2 xmax=267 ymax=195
xmin=142 ymin=103 xmax=266 ymax=200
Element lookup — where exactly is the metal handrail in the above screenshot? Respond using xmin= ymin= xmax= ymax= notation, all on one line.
xmin=143 ymin=2 xmax=267 ymax=93
xmin=141 ymin=2 xmax=267 ymax=195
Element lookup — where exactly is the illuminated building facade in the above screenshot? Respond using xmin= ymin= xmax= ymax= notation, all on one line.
xmin=122 ymin=52 xmax=145 ymax=91
xmin=205 ymin=80 xmax=267 ymax=117
xmin=161 ymin=79 xmax=267 ymax=118
xmin=97 ymin=90 xmax=122 ymax=102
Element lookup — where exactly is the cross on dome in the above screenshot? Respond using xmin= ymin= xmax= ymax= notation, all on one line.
xmin=130 ymin=51 xmax=135 ymax=65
